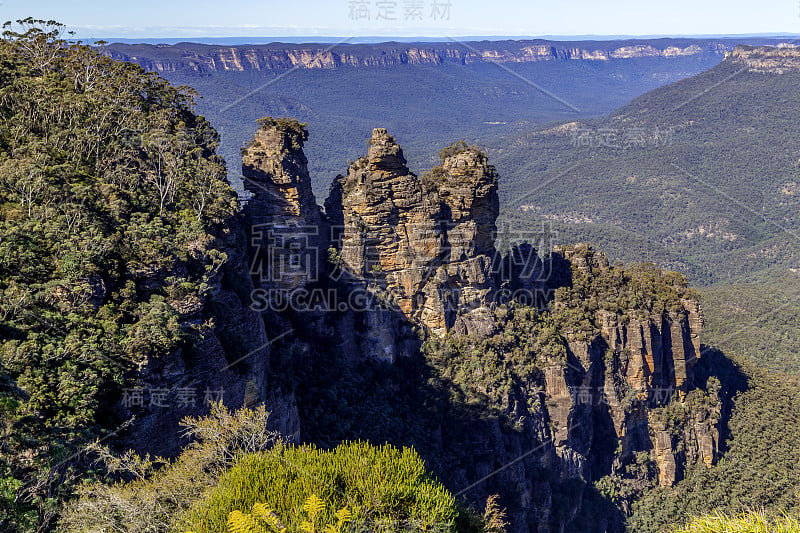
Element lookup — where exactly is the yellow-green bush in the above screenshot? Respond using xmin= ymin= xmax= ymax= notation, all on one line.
xmin=675 ymin=510 xmax=800 ymax=533
xmin=180 ymin=441 xmax=462 ymax=532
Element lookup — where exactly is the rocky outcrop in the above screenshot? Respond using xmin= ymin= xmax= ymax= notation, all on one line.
xmin=414 ymin=241 xmax=722 ymax=530
xmin=727 ymin=44 xmax=800 ymax=73
xmin=239 ymin=123 xmax=501 ymax=341
xmin=543 ymin=245 xmax=717 ymax=490
xmin=598 ymin=308 xmax=700 ymax=398
xmin=115 ymin=123 xmax=329 ymax=459
xmin=232 ymin=125 xmax=722 ymax=529
xmin=325 ymin=129 xmax=499 ymax=336
xmin=117 ymin=213 xmax=300 ymax=458
xmin=242 ymin=118 xmax=326 ymax=293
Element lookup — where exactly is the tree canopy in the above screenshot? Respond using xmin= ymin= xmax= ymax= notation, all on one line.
xmin=0 ymin=19 xmax=237 ymax=531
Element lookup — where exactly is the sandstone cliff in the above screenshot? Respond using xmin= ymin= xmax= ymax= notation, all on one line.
xmin=427 ymin=244 xmax=722 ymax=530
xmin=549 ymin=245 xmax=717 ymax=489
xmin=101 ymin=40 xmax=739 ymax=73
xmin=118 ymin=123 xmax=323 ymax=459
xmin=727 ymin=44 xmax=800 ymax=73
xmin=241 ymin=117 xmax=326 ymax=294
xmin=118 ymin=209 xmax=300 ymax=458
xmin=325 ymin=129 xmax=499 ymax=336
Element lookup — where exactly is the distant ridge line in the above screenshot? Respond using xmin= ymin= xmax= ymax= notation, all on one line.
xmin=87 ymin=34 xmax=800 ymax=45
xmin=100 ymin=37 xmax=793 ymax=74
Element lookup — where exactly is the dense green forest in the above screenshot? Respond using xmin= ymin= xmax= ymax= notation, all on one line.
xmin=702 ymin=275 xmax=800 ymax=376
xmin=490 ymin=58 xmax=800 ymax=287
xmin=0 ymin=18 xmax=236 ymax=530
xmin=629 ymin=369 xmax=800 ymax=531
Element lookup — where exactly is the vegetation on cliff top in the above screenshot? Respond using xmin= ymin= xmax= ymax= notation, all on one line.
xmin=423 ymin=245 xmax=699 ymax=417
xmin=421 ymin=140 xmax=497 ymax=191
xmin=0 ymin=18 xmax=236 ymax=531
xmin=556 ymin=245 xmax=699 ymax=320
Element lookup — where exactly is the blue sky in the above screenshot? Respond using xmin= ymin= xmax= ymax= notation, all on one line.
xmin=3 ymin=0 xmax=799 ymax=39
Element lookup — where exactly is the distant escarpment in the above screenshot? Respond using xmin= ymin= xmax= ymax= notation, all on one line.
xmin=727 ymin=44 xmax=800 ymax=73
xmin=237 ymin=118 xmax=728 ymax=532
xmin=101 ymin=39 xmax=742 ymax=73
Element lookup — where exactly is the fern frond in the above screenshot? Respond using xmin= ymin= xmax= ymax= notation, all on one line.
xmin=227 ymin=510 xmax=262 ymax=533
xmin=334 ymin=507 xmax=352 ymax=524
xmin=321 ymin=507 xmax=353 ymax=533
xmin=303 ymin=494 xmax=326 ymax=521
xmin=251 ymin=503 xmax=271 ymax=521
xmin=336 ymin=508 xmax=352 ymax=532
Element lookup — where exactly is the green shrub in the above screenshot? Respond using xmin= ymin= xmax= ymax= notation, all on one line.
xmin=256 ymin=117 xmax=309 ymax=148
xmin=180 ymin=441 xmax=462 ymax=532
xmin=59 ymin=403 xmax=280 ymax=533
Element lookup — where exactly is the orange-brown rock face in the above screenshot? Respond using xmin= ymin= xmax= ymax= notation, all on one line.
xmin=242 ymin=119 xmax=325 ymax=292
xmin=325 ymin=129 xmax=499 ymax=336
xmin=599 ymin=309 xmax=701 ymax=398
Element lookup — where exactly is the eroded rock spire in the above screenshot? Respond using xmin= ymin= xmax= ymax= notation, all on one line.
xmin=325 ymin=129 xmax=499 ymax=335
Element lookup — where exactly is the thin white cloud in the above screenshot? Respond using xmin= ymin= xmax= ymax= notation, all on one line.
xmin=69 ymin=24 xmax=491 ymax=38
